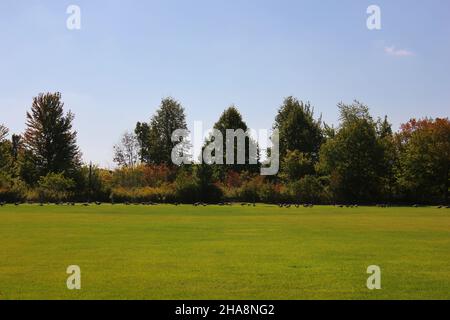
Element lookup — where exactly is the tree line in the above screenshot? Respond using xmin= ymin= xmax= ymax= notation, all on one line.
xmin=0 ymin=92 xmax=449 ymax=205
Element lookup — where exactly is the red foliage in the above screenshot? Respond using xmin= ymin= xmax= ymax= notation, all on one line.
xmin=225 ymin=170 xmax=243 ymax=188
xmin=398 ymin=117 xmax=450 ymax=143
xmin=141 ymin=164 xmax=176 ymax=187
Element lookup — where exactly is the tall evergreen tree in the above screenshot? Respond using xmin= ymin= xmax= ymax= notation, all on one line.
xmin=134 ymin=122 xmax=151 ymax=163
xmin=11 ymin=134 xmax=23 ymax=162
xmin=0 ymin=124 xmax=8 ymax=141
xmin=0 ymin=140 xmax=12 ymax=173
xmin=207 ymin=106 xmax=259 ymax=176
xmin=23 ymin=92 xmax=81 ymax=180
xmin=213 ymin=106 xmax=248 ymax=134
xmin=145 ymin=97 xmax=188 ymax=165
xmin=376 ymin=116 xmax=397 ymax=202
xmin=377 ymin=116 xmax=393 ymax=138
xmin=0 ymin=124 xmax=10 ymax=172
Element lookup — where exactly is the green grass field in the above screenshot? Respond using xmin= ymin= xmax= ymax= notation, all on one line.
xmin=0 ymin=204 xmax=449 ymax=300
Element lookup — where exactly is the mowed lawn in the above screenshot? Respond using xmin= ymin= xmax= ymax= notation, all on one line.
xmin=0 ymin=204 xmax=449 ymax=300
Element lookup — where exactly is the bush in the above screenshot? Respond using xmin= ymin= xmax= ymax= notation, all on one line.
xmin=280 ymin=150 xmax=315 ymax=182
xmin=37 ymin=173 xmax=75 ymax=202
xmin=289 ymin=175 xmax=325 ymax=204
xmin=194 ymin=165 xmax=223 ymax=203
xmin=112 ymin=166 xmax=145 ymax=189
xmin=112 ymin=164 xmax=176 ymax=189
xmin=236 ymin=176 xmax=264 ymax=202
xmin=173 ymin=171 xmax=201 ymax=203
xmin=202 ymin=183 xmax=223 ymax=203
xmin=0 ymin=173 xmax=27 ymax=202
xmin=26 ymin=189 xmax=40 ymax=203
xmin=110 ymin=185 xmax=175 ymax=203
xmin=142 ymin=164 xmax=176 ymax=187
xmin=75 ymin=166 xmax=112 ymax=202
xmin=258 ymin=182 xmax=283 ymax=204
xmin=110 ymin=171 xmax=220 ymax=204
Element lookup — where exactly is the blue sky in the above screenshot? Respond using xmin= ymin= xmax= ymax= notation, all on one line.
xmin=0 ymin=0 xmax=449 ymax=167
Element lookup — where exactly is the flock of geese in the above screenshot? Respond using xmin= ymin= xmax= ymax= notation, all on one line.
xmin=1 ymin=201 xmax=449 ymax=208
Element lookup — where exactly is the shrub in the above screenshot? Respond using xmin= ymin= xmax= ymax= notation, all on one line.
xmin=37 ymin=173 xmax=75 ymax=202
xmin=236 ymin=176 xmax=264 ymax=202
xmin=0 ymin=173 xmax=27 ymax=202
xmin=26 ymin=189 xmax=40 ymax=203
xmin=112 ymin=164 xmax=177 ymax=189
xmin=225 ymin=170 xmax=243 ymax=188
xmin=173 ymin=171 xmax=201 ymax=203
xmin=280 ymin=150 xmax=315 ymax=182
xmin=194 ymin=165 xmax=223 ymax=203
xmin=112 ymin=166 xmax=145 ymax=189
xmin=110 ymin=186 xmax=175 ymax=203
xmin=202 ymin=183 xmax=223 ymax=203
xmin=258 ymin=182 xmax=283 ymax=204
xmin=289 ymin=175 xmax=325 ymax=204
xmin=142 ymin=164 xmax=176 ymax=187
xmin=74 ymin=165 xmax=112 ymax=202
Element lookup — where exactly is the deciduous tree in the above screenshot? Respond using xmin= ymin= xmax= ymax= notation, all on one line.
xmin=318 ymin=101 xmax=384 ymax=203
xmin=113 ymin=132 xmax=140 ymax=168
xmin=396 ymin=118 xmax=450 ymax=203
xmin=274 ymin=97 xmax=323 ymax=160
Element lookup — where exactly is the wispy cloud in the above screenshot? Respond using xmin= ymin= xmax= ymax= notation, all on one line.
xmin=384 ymin=46 xmax=414 ymax=57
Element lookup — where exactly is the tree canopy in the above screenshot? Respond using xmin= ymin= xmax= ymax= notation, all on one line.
xmin=136 ymin=97 xmax=188 ymax=165
xmin=397 ymin=118 xmax=450 ymax=203
xmin=113 ymin=131 xmax=140 ymax=168
xmin=0 ymin=94 xmax=448 ymax=205
xmin=0 ymin=124 xmax=8 ymax=141
xmin=207 ymin=106 xmax=259 ymax=176
xmin=274 ymin=96 xmax=323 ymax=160
xmin=23 ymin=92 xmax=81 ymax=181
xmin=318 ymin=101 xmax=386 ymax=203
